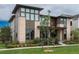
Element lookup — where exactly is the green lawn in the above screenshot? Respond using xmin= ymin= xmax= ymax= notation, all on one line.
xmin=0 ymin=45 xmax=79 ymax=54
xmin=0 ymin=44 xmax=5 ymax=49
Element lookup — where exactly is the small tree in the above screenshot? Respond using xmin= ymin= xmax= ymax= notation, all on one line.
xmin=72 ymin=29 xmax=79 ymax=41
xmin=40 ymin=10 xmax=51 ymax=46
xmin=0 ymin=26 xmax=11 ymax=44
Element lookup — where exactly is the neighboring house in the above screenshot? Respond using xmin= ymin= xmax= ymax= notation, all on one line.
xmin=72 ymin=14 xmax=79 ymax=30
xmin=9 ymin=4 xmax=73 ymax=44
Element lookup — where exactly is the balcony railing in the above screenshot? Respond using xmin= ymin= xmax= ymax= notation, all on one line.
xmin=57 ymin=24 xmax=64 ymax=28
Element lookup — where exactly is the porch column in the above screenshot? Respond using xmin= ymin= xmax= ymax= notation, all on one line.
xmin=57 ymin=29 xmax=64 ymax=44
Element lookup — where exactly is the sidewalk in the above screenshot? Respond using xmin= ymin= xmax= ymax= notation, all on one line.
xmin=0 ymin=44 xmax=79 ymax=51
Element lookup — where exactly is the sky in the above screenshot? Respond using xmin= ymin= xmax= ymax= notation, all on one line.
xmin=1 ymin=4 xmax=79 ymax=21
xmin=0 ymin=21 xmax=9 ymax=28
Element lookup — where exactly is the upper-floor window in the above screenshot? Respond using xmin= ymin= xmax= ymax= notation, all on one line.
xmin=35 ymin=10 xmax=39 ymax=14
xmin=58 ymin=18 xmax=67 ymax=27
xmin=21 ymin=8 xmax=25 ymax=12
xmin=26 ymin=13 xmax=30 ymax=20
xmin=31 ymin=9 xmax=34 ymax=13
xmin=31 ymin=14 xmax=34 ymax=20
xmin=20 ymin=7 xmax=39 ymax=21
xmin=59 ymin=18 xmax=64 ymax=24
xmin=21 ymin=12 xmax=25 ymax=17
xmin=70 ymin=21 xmax=72 ymax=26
xmin=26 ymin=8 xmax=30 ymax=12
xmin=35 ymin=14 xmax=39 ymax=20
xmin=64 ymin=18 xmax=67 ymax=27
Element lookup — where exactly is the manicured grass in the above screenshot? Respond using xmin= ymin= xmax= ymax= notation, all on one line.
xmin=0 ymin=44 xmax=5 ymax=49
xmin=0 ymin=45 xmax=79 ymax=54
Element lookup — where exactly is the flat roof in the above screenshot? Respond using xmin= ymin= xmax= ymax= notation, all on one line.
xmin=12 ymin=4 xmax=43 ymax=14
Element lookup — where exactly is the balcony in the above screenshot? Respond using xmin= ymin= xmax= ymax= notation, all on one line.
xmin=57 ymin=24 xmax=64 ymax=28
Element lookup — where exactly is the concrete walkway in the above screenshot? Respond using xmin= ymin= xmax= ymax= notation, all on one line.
xmin=0 ymin=44 xmax=79 ymax=51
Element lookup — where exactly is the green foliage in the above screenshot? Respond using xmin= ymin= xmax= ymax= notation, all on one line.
xmin=0 ymin=26 xmax=12 ymax=43
xmin=72 ymin=29 xmax=79 ymax=39
xmin=64 ymin=41 xmax=79 ymax=44
xmin=65 ymin=29 xmax=79 ymax=44
xmin=72 ymin=29 xmax=79 ymax=42
xmin=26 ymin=38 xmax=41 ymax=46
xmin=6 ymin=44 xmax=17 ymax=48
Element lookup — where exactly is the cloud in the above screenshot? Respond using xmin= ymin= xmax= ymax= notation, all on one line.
xmin=1 ymin=4 xmax=79 ymax=21
xmin=0 ymin=4 xmax=15 ymax=21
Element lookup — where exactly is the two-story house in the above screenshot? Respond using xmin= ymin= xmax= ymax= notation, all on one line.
xmin=9 ymin=4 xmax=73 ymax=44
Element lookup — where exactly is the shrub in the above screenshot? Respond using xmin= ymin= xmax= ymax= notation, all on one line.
xmin=72 ymin=29 xmax=79 ymax=41
xmin=26 ymin=38 xmax=42 ymax=46
xmin=33 ymin=38 xmax=41 ymax=44
xmin=64 ymin=41 xmax=79 ymax=44
xmin=6 ymin=44 xmax=17 ymax=48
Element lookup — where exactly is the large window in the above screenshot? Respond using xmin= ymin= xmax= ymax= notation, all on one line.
xmin=58 ymin=18 xmax=67 ymax=27
xmin=31 ymin=14 xmax=34 ymax=20
xmin=64 ymin=18 xmax=67 ymax=27
xmin=21 ymin=12 xmax=25 ymax=17
xmin=35 ymin=10 xmax=39 ymax=14
xmin=35 ymin=15 xmax=39 ymax=20
xmin=21 ymin=8 xmax=25 ymax=12
xmin=31 ymin=9 xmax=34 ymax=13
xmin=26 ymin=8 xmax=30 ymax=12
xmin=70 ymin=21 xmax=72 ymax=26
xmin=26 ymin=28 xmax=34 ymax=39
xmin=26 ymin=13 xmax=30 ymax=20
xmin=60 ymin=18 xmax=64 ymax=24
xmin=20 ymin=7 xmax=39 ymax=21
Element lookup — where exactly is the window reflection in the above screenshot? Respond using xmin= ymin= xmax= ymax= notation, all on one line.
xmin=21 ymin=12 xmax=25 ymax=16
xmin=35 ymin=10 xmax=39 ymax=14
xmin=26 ymin=9 xmax=30 ymax=12
xmin=21 ymin=8 xmax=25 ymax=12
xmin=35 ymin=15 xmax=39 ymax=20
xmin=31 ymin=14 xmax=34 ymax=20
xmin=20 ymin=8 xmax=39 ymax=21
xmin=26 ymin=13 xmax=30 ymax=20
xmin=31 ymin=9 xmax=34 ymax=13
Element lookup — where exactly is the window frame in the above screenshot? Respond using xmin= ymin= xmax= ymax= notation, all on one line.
xmin=20 ymin=8 xmax=26 ymax=12
xmin=20 ymin=7 xmax=40 ymax=21
xmin=26 ymin=13 xmax=30 ymax=20
xmin=26 ymin=8 xmax=30 ymax=12
xmin=70 ymin=21 xmax=72 ymax=26
xmin=20 ymin=12 xmax=25 ymax=17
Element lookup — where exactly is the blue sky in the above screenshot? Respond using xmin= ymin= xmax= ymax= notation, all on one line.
xmin=1 ymin=4 xmax=79 ymax=21
xmin=0 ymin=21 xmax=9 ymax=28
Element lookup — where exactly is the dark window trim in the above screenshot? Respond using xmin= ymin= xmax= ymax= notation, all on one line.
xmin=70 ymin=21 xmax=72 ymax=26
xmin=20 ymin=7 xmax=26 ymax=12
xmin=20 ymin=7 xmax=40 ymax=21
xmin=26 ymin=8 xmax=30 ymax=13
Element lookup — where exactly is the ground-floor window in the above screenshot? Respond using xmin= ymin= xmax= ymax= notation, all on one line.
xmin=64 ymin=29 xmax=67 ymax=39
xmin=26 ymin=28 xmax=34 ymax=39
xmin=40 ymin=30 xmax=48 ymax=38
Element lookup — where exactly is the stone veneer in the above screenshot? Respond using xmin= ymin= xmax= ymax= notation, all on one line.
xmin=17 ymin=17 xmax=26 ymax=43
